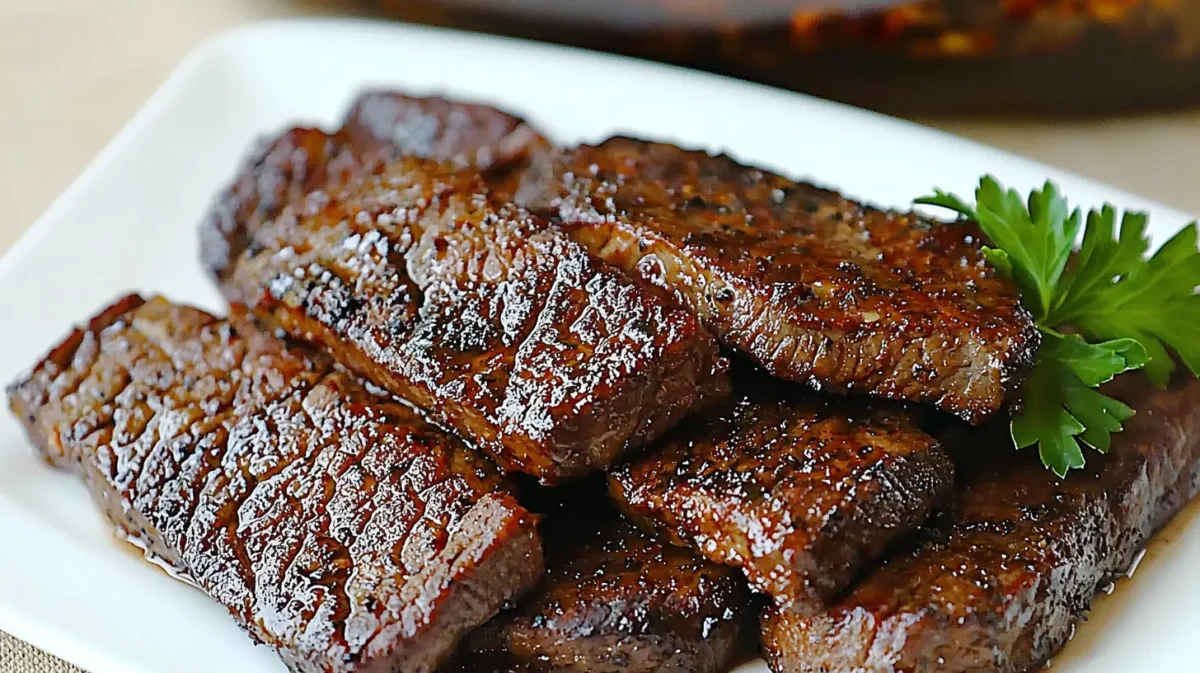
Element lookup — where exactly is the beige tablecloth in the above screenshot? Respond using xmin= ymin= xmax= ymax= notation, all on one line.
xmin=0 ymin=634 xmax=79 ymax=673
xmin=3 ymin=1 xmax=1200 ymax=671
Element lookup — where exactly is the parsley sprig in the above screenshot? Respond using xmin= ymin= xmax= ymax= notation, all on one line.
xmin=917 ymin=177 xmax=1200 ymax=476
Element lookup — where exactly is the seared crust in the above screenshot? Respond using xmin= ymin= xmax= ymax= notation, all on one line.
xmin=201 ymin=97 xmax=728 ymax=485
xmin=546 ymin=137 xmax=1040 ymax=423
xmin=200 ymin=127 xmax=358 ymax=283
xmin=339 ymin=90 xmax=547 ymax=175
xmin=609 ymin=374 xmax=953 ymax=608
xmin=201 ymin=91 xmax=547 ymax=284
xmin=450 ymin=511 xmax=750 ymax=673
xmin=217 ymin=155 xmax=727 ymax=484
xmin=6 ymin=296 xmax=543 ymax=673
xmin=762 ymin=375 xmax=1200 ymax=673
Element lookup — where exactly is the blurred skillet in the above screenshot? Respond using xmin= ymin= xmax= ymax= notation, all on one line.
xmin=356 ymin=0 xmax=1200 ymax=116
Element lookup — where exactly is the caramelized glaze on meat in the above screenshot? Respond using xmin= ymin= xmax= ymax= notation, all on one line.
xmin=762 ymin=375 xmax=1200 ymax=673
xmin=201 ymin=92 xmax=547 ymax=284
xmin=216 ymin=154 xmax=727 ymax=484
xmin=610 ymin=374 xmax=953 ymax=608
xmin=200 ymin=127 xmax=361 ymax=283
xmin=340 ymin=90 xmax=546 ymax=174
xmin=545 ymin=137 xmax=1039 ymax=423
xmin=450 ymin=505 xmax=749 ymax=673
xmin=6 ymin=295 xmax=543 ymax=673
xmin=202 ymin=96 xmax=728 ymax=485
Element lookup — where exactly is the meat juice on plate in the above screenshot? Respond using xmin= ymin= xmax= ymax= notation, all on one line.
xmin=1050 ymin=495 xmax=1200 ymax=668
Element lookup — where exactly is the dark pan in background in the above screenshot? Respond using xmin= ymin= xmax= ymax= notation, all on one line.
xmin=354 ymin=0 xmax=1200 ymax=116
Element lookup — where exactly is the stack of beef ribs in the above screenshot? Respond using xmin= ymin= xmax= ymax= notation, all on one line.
xmin=8 ymin=90 xmax=1200 ymax=673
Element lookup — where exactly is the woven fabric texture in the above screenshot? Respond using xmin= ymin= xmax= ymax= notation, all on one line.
xmin=0 ymin=633 xmax=85 ymax=673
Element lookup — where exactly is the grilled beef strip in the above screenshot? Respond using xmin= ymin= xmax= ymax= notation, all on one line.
xmin=338 ymin=90 xmax=553 ymax=209
xmin=762 ymin=374 xmax=1200 ymax=673
xmin=339 ymin=90 xmax=548 ymax=174
xmin=609 ymin=372 xmax=954 ymax=609
xmin=6 ymin=295 xmax=543 ymax=673
xmin=203 ymin=99 xmax=728 ymax=485
xmin=201 ymin=92 xmax=546 ymax=285
xmin=448 ymin=498 xmax=750 ymax=673
xmin=215 ymin=153 xmax=727 ymax=484
xmin=542 ymin=137 xmax=1040 ymax=423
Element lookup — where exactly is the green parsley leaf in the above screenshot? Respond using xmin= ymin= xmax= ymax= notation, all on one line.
xmin=1047 ymin=329 xmax=1149 ymax=387
xmin=1012 ymin=331 xmax=1144 ymax=476
xmin=917 ymin=176 xmax=1200 ymax=475
xmin=1050 ymin=206 xmax=1149 ymax=320
xmin=1053 ymin=219 xmax=1200 ymax=385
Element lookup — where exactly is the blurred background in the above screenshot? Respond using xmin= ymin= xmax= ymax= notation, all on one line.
xmin=2 ymin=0 xmax=1200 ymax=245
xmin=370 ymin=0 xmax=1200 ymax=116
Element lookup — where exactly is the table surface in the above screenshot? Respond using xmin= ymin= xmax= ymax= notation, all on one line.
xmin=4 ymin=1 xmax=1200 ymax=670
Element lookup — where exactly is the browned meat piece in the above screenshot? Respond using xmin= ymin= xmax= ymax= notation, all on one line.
xmin=762 ymin=375 xmax=1200 ymax=673
xmin=201 ymin=92 xmax=547 ymax=283
xmin=545 ymin=137 xmax=1040 ymax=423
xmin=339 ymin=90 xmax=553 ymax=205
xmin=339 ymin=90 xmax=546 ymax=172
xmin=6 ymin=295 xmax=543 ymax=673
xmin=609 ymin=374 xmax=953 ymax=608
xmin=200 ymin=127 xmax=358 ymax=283
xmin=448 ymin=503 xmax=750 ymax=673
xmin=213 ymin=153 xmax=727 ymax=484
xmin=203 ymin=95 xmax=725 ymax=484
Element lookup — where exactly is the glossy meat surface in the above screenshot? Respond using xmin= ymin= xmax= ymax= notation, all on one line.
xmin=545 ymin=137 xmax=1040 ymax=422
xmin=340 ymin=90 xmax=547 ymax=174
xmin=200 ymin=127 xmax=359 ymax=283
xmin=762 ymin=375 xmax=1200 ymax=673
xmin=610 ymin=375 xmax=953 ymax=608
xmin=449 ymin=504 xmax=749 ymax=673
xmin=201 ymin=94 xmax=727 ymax=484
xmin=215 ymin=153 xmax=727 ymax=484
xmin=201 ymin=91 xmax=547 ymax=284
xmin=6 ymin=295 xmax=543 ymax=673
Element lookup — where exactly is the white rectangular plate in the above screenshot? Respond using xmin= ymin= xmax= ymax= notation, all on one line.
xmin=1 ymin=17 xmax=1198 ymax=673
